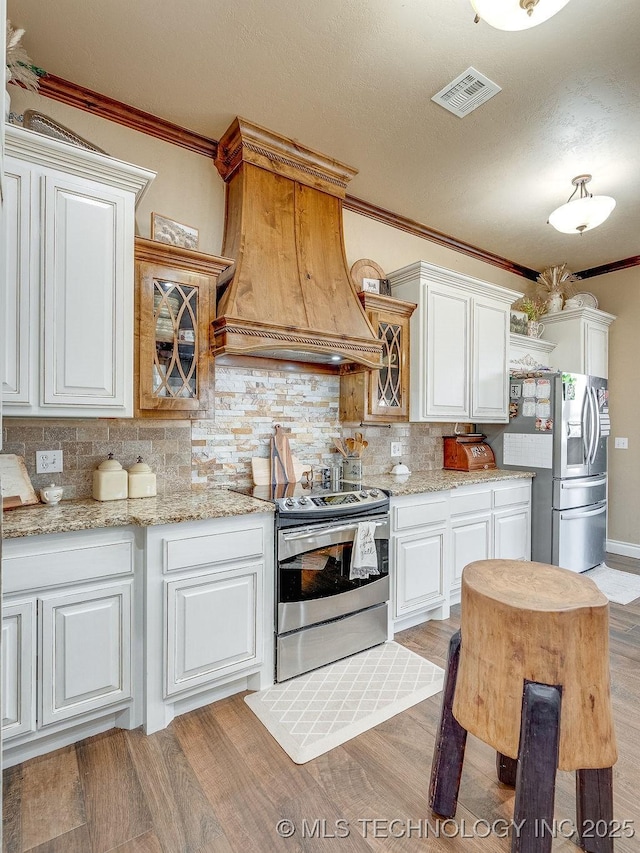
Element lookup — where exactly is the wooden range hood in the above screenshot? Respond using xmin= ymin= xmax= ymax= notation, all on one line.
xmin=212 ymin=118 xmax=383 ymax=369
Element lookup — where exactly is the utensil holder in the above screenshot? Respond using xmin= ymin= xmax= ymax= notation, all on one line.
xmin=342 ymin=458 xmax=362 ymax=482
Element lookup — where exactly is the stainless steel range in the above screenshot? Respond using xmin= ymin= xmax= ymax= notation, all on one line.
xmin=235 ymin=481 xmax=390 ymax=682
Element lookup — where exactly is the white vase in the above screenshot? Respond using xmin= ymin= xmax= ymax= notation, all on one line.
xmin=546 ymin=291 xmax=564 ymax=314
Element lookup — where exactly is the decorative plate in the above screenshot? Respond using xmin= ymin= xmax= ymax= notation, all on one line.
xmin=22 ymin=110 xmax=108 ymax=154
xmin=573 ymin=292 xmax=598 ymax=309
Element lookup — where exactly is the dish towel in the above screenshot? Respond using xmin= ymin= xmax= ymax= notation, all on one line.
xmin=350 ymin=521 xmax=380 ymax=580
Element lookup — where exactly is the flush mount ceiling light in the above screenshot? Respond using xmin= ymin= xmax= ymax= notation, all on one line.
xmin=471 ymin=0 xmax=571 ymax=31
xmin=548 ymin=175 xmax=616 ymax=235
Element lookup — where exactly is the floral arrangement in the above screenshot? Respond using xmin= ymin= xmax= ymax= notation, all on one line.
xmin=513 ymin=296 xmax=546 ymax=322
xmin=536 ymin=263 xmax=580 ymax=300
xmin=6 ymin=20 xmax=45 ymax=91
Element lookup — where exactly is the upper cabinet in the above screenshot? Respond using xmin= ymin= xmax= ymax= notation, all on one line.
xmin=2 ymin=126 xmax=155 ymax=417
xmin=540 ymin=307 xmax=615 ymax=379
xmin=134 ymin=238 xmax=232 ymax=418
xmin=388 ymin=262 xmax=522 ymax=424
xmin=340 ymin=292 xmax=416 ymax=423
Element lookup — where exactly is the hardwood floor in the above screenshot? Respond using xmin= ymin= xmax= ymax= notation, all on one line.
xmin=5 ymin=555 xmax=640 ymax=853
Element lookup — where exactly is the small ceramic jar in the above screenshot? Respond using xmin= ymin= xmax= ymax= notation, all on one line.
xmin=92 ymin=453 xmax=128 ymax=501
xmin=40 ymin=483 xmax=64 ymax=505
xmin=127 ymin=456 xmax=157 ymax=499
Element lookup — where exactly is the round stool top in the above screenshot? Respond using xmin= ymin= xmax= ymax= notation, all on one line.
xmin=462 ymin=559 xmax=607 ymax=612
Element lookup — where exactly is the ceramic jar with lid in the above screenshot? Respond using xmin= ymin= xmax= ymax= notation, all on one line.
xmin=127 ymin=456 xmax=157 ymax=498
xmin=40 ymin=483 xmax=64 ymax=505
xmin=92 ymin=453 xmax=128 ymax=501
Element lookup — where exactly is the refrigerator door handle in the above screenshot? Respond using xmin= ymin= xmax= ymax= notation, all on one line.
xmin=590 ymin=387 xmax=602 ymax=465
xmin=581 ymin=392 xmax=591 ymax=463
xmin=560 ymin=504 xmax=607 ymax=520
xmin=560 ymin=476 xmax=607 ymax=489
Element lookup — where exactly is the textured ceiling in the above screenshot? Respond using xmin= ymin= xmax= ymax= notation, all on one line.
xmin=7 ymin=0 xmax=640 ymax=273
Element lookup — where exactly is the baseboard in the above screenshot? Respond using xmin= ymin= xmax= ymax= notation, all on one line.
xmin=606 ymin=539 xmax=640 ymax=559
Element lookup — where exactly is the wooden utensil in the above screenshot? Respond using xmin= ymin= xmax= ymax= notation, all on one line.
xmin=333 ymin=438 xmax=348 ymax=457
xmin=271 ymin=424 xmax=296 ymax=483
xmin=345 ymin=438 xmax=356 ymax=455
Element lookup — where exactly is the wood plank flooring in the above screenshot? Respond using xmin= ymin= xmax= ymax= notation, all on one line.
xmin=5 ymin=554 xmax=640 ymax=853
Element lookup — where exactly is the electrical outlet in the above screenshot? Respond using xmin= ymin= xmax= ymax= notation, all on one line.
xmin=36 ymin=450 xmax=63 ymax=474
xmin=614 ymin=437 xmax=628 ymax=449
xmin=390 ymin=442 xmax=402 ymax=457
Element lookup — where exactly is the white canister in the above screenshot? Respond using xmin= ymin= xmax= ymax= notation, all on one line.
xmin=92 ymin=453 xmax=128 ymax=501
xmin=127 ymin=457 xmax=157 ymax=499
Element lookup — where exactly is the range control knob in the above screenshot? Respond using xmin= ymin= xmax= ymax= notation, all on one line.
xmin=298 ymin=496 xmax=310 ymax=505
xmin=284 ymin=498 xmax=296 ymax=508
xmin=359 ymin=491 xmax=369 ymax=499
xmin=369 ymin=489 xmax=380 ymax=497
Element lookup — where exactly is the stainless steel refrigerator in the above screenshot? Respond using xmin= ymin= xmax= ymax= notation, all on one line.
xmin=481 ymin=372 xmax=610 ymax=573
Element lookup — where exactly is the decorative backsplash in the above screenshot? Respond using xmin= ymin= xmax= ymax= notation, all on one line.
xmin=2 ymin=364 xmax=462 ymax=498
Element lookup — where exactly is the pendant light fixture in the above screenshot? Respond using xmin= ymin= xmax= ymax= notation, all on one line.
xmin=471 ymin=0 xmax=571 ymax=31
xmin=548 ymin=175 xmax=616 ymax=235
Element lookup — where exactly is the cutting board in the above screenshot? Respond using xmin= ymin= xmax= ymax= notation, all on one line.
xmin=251 ymin=456 xmax=306 ymax=486
xmin=271 ymin=424 xmax=297 ymax=483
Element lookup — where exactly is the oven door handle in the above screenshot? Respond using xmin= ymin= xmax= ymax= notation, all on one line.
xmin=281 ymin=518 xmax=388 ymax=542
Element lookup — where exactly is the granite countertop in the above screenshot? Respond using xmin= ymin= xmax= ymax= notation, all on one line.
xmin=2 ymin=468 xmax=533 ymax=539
xmin=370 ymin=468 xmax=534 ymax=497
xmin=2 ymin=489 xmax=273 ymax=539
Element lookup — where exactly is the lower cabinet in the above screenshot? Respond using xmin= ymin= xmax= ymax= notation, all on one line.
xmin=166 ymin=565 xmax=261 ymax=696
xmin=390 ymin=479 xmax=531 ymax=630
xmin=1 ymin=528 xmax=137 ymax=767
xmin=144 ymin=512 xmax=274 ymax=734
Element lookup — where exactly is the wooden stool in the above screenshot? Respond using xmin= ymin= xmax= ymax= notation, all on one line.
xmin=429 ymin=560 xmax=617 ymax=853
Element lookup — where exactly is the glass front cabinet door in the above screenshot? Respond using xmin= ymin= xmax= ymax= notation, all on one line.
xmin=135 ymin=238 xmax=232 ymax=417
xmin=340 ymin=293 xmax=416 ymax=424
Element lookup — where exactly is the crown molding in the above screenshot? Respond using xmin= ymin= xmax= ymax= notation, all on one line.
xmin=344 ymin=195 xmax=539 ymax=281
xmin=576 ymin=255 xmax=640 ymax=279
xmin=34 ymin=73 xmax=218 ymax=158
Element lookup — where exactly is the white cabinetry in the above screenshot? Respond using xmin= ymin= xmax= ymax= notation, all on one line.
xmin=144 ymin=513 xmax=274 ymax=734
xmin=2 ymin=125 xmax=155 ymax=417
xmin=390 ymin=479 xmax=532 ymax=629
xmin=388 ymin=262 xmax=522 ymax=423
xmin=540 ymin=307 xmax=615 ymax=379
xmin=2 ymin=528 xmax=137 ymax=767
xmin=510 ymin=333 xmax=557 ymax=370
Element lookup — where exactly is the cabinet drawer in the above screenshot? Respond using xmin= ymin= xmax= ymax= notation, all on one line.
xmin=492 ymin=483 xmax=531 ymax=508
xmin=164 ymin=526 xmax=264 ymax=573
xmin=3 ymin=539 xmax=134 ymax=594
xmin=450 ymin=488 xmax=492 ymax=516
xmin=393 ymin=498 xmax=448 ymax=531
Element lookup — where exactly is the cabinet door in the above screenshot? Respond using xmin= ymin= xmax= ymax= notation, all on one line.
xmin=584 ymin=321 xmax=608 ymax=379
xmin=425 ymin=286 xmax=470 ymax=419
xmin=39 ymin=581 xmax=133 ymax=726
xmin=166 ymin=563 xmax=263 ymax=696
xmin=40 ymin=172 xmax=133 ymax=415
xmin=472 ymin=297 xmax=509 ymax=421
xmin=450 ymin=513 xmax=492 ymax=592
xmin=2 ymin=159 xmax=34 ymax=406
xmin=394 ymin=528 xmax=446 ymax=617
xmin=493 ymin=507 xmax=531 ymax=561
xmin=367 ymin=303 xmax=412 ymax=422
xmin=2 ymin=601 xmax=36 ymax=740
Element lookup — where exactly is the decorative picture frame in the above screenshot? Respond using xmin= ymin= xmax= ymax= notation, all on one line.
xmin=151 ymin=213 xmax=199 ymax=250
xmin=510 ymin=309 xmax=528 ymax=335
xmin=361 ymin=277 xmax=381 ymax=294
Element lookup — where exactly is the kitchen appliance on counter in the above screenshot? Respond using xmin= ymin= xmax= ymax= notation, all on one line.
xmin=443 ymin=434 xmax=496 ymax=472
xmin=480 ymin=371 xmax=609 ymax=573
xmin=233 ymin=480 xmax=390 ymax=681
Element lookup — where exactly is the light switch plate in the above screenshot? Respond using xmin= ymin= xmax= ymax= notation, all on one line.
xmin=36 ymin=450 xmax=64 ymax=473
xmin=614 ymin=437 xmax=628 ymax=449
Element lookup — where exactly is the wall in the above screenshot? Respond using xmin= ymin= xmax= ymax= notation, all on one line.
xmin=584 ymin=267 xmax=640 ymax=548
xmin=4 ymin=86 xmax=526 ymax=499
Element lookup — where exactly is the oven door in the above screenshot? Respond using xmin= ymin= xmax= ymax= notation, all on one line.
xmin=277 ymin=514 xmax=390 ymax=634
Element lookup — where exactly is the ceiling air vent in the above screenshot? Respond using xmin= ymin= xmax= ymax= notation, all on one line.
xmin=431 ymin=67 xmax=501 ymax=117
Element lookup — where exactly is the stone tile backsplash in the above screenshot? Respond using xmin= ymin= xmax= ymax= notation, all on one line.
xmin=2 ymin=364 xmax=462 ymax=497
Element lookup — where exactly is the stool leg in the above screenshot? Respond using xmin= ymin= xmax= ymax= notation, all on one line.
xmin=576 ymin=767 xmax=614 ymax=853
xmin=512 ymin=681 xmax=562 ymax=853
xmin=497 ymin=752 xmax=518 ymax=787
xmin=428 ymin=630 xmax=467 ymax=818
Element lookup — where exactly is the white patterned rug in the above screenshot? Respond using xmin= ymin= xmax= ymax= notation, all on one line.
xmin=584 ymin=564 xmax=640 ymax=605
xmin=244 ymin=642 xmax=444 ymax=764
